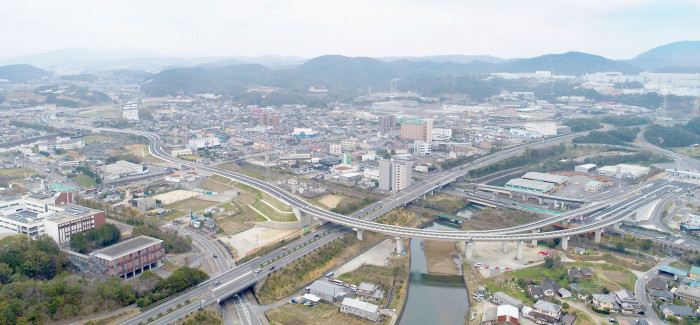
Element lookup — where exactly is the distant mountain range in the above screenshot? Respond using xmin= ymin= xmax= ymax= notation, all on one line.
xmin=3 ymin=41 xmax=700 ymax=96
xmin=140 ymin=52 xmax=642 ymax=96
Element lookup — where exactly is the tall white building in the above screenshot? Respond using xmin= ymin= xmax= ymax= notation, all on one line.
xmin=329 ymin=144 xmax=342 ymax=155
xmin=392 ymin=161 xmax=412 ymax=191
xmin=414 ymin=141 xmax=431 ymax=156
xmin=378 ymin=160 xmax=393 ymax=191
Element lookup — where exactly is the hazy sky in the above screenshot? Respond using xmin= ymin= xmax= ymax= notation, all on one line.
xmin=2 ymin=0 xmax=700 ymax=59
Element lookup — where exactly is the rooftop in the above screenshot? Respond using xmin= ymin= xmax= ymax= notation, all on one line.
xmin=49 ymin=183 xmax=76 ymax=192
xmin=522 ymin=172 xmax=568 ymax=184
xmin=658 ymin=265 xmax=689 ymax=277
xmin=534 ymin=300 xmax=562 ymax=313
xmin=505 ymin=178 xmax=555 ymax=192
xmin=341 ymin=297 xmax=379 ymax=313
xmin=91 ymin=236 xmax=163 ymax=260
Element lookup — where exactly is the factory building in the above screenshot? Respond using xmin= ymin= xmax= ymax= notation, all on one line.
xmin=598 ymin=164 xmax=650 ymax=180
xmin=521 ymin=172 xmax=568 ymax=190
xmin=575 ymin=164 xmax=597 ymax=173
xmin=505 ymin=179 xmax=554 ymax=194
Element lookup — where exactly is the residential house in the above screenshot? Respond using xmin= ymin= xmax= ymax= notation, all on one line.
xmin=355 ymin=282 xmax=384 ymax=302
xmin=580 ymin=267 xmax=595 ymax=280
xmin=530 ymin=300 xmax=562 ymax=324
xmin=649 ymin=289 xmax=674 ymax=302
xmin=614 ymin=289 xmax=645 ymax=315
xmin=592 ymin=294 xmax=618 ymax=312
xmin=674 ymin=284 xmax=700 ymax=305
xmin=528 ymin=285 xmax=544 ymax=300
xmin=649 ymin=277 xmax=668 ymax=290
xmin=568 ymin=268 xmax=583 ymax=281
xmin=660 ymin=305 xmax=697 ymax=318
xmin=541 ymin=277 xmax=563 ymax=297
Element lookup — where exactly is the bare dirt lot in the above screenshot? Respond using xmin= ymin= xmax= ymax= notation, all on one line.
xmin=333 ymin=238 xmax=394 ymax=276
xmin=316 ymin=194 xmax=343 ymax=209
xmin=466 ymin=241 xmax=548 ymax=278
xmin=152 ymin=190 xmax=200 ymax=205
xmin=219 ymin=226 xmax=300 ymax=257
xmin=424 ymin=240 xmax=460 ymax=275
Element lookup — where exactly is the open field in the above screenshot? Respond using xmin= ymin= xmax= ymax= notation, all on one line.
xmin=0 ymin=167 xmax=36 ymax=185
xmin=164 ymin=197 xmax=218 ymax=220
xmin=123 ymin=144 xmax=164 ymax=163
xmin=267 ymin=302 xmax=371 ymax=325
xmin=202 ymin=175 xmax=295 ymax=222
xmin=200 ymin=177 xmax=236 ymax=193
xmin=71 ymin=173 xmax=97 ymax=188
xmin=671 ymin=146 xmax=700 ymax=158
xmin=219 ymin=226 xmax=300 ymax=258
xmin=315 ymin=194 xmax=343 ymax=209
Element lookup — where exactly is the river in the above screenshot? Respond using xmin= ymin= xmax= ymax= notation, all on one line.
xmin=399 ymin=221 xmax=469 ymax=325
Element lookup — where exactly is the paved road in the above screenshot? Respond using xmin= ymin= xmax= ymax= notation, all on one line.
xmin=634 ymin=257 xmax=676 ymax=325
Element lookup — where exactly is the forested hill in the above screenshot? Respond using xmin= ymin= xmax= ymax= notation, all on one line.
xmin=140 ymin=52 xmax=643 ymax=97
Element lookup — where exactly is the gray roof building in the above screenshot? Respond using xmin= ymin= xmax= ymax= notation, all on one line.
xmin=492 ymin=291 xmax=523 ymax=309
xmin=660 ymin=304 xmax=696 ymax=317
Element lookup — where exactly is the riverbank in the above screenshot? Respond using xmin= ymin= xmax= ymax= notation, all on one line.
xmin=424 ymin=240 xmax=460 ymax=275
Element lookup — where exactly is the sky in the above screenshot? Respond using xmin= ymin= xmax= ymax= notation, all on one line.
xmin=2 ymin=0 xmax=700 ymax=60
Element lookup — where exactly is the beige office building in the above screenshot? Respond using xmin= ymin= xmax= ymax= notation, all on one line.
xmin=400 ymin=119 xmax=433 ymax=142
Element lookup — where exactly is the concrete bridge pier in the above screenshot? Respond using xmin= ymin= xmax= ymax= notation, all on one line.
xmin=561 ymin=236 xmax=570 ymax=251
xmin=465 ymin=242 xmax=474 ymax=259
xmin=501 ymin=241 xmax=508 ymax=253
xmin=516 ymin=241 xmax=524 ymax=260
xmin=531 ymin=229 xmax=540 ymax=246
xmin=395 ymin=237 xmax=404 ymax=253
xmin=292 ymin=207 xmax=312 ymax=225
xmin=356 ymin=229 xmax=364 ymax=241
xmin=594 ymin=229 xmax=602 ymax=243
xmin=613 ymin=222 xmax=621 ymax=231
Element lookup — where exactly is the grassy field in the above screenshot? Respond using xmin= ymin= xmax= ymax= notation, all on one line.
xmin=671 ymin=146 xmax=700 ymax=158
xmin=267 ymin=302 xmax=371 ymax=325
xmin=252 ymin=200 xmax=297 ymax=222
xmin=165 ymin=198 xmax=218 ymax=220
xmin=257 ymin=231 xmax=384 ymax=304
xmin=71 ymin=173 xmax=97 ymax=188
xmin=213 ymin=202 xmax=252 ymax=233
xmin=200 ymin=178 xmax=236 ymax=192
xmin=0 ymin=167 xmax=36 ymax=185
xmin=204 ymin=174 xmax=295 ymax=222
